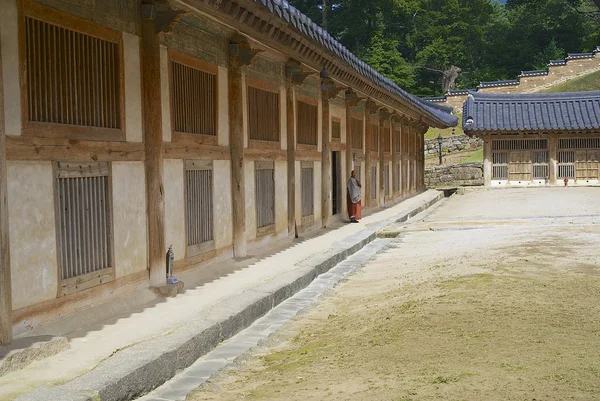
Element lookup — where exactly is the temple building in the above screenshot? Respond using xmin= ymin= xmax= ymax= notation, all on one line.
xmin=463 ymin=91 xmax=600 ymax=186
xmin=0 ymin=0 xmax=456 ymax=344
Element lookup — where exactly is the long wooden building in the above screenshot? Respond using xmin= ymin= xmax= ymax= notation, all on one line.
xmin=0 ymin=0 xmax=457 ymax=344
xmin=463 ymin=91 xmax=600 ymax=186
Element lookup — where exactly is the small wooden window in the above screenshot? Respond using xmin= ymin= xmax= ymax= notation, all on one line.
xmin=332 ymin=119 xmax=341 ymax=139
xmin=383 ymin=127 xmax=391 ymax=152
xmin=301 ymin=162 xmax=314 ymax=219
xmin=351 ymin=118 xmax=363 ymax=150
xmin=395 ymin=129 xmax=401 ymax=152
xmin=24 ymin=17 xmax=120 ymax=129
xmin=370 ymin=165 xmax=377 ymax=199
xmin=185 ymin=160 xmax=214 ymax=256
xmin=248 ymin=86 xmax=280 ymax=142
xmin=370 ymin=124 xmax=379 ymax=152
xmin=492 ymin=152 xmax=508 ymax=179
xmin=297 ymin=101 xmax=318 ymax=145
xmin=171 ymin=60 xmax=216 ymax=136
xmin=55 ymin=161 xmax=113 ymax=296
xmin=255 ymin=162 xmax=275 ymax=232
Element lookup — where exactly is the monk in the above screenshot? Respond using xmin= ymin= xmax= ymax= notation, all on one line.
xmin=347 ymin=170 xmax=362 ymax=223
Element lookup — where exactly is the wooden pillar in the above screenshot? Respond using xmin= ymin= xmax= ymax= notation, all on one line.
xmin=228 ymin=39 xmax=254 ymax=258
xmin=285 ymin=70 xmax=296 ymax=237
xmin=345 ymin=91 xmax=360 ymax=200
xmin=549 ymin=134 xmax=558 ymax=185
xmin=364 ymin=107 xmax=372 ymax=209
xmin=379 ymin=111 xmax=389 ymax=207
xmin=321 ymin=84 xmax=332 ymax=228
xmin=0 ymin=38 xmax=12 ymax=345
xmin=141 ymin=5 xmax=166 ymax=287
xmin=391 ymin=117 xmax=398 ymax=199
xmin=483 ymin=133 xmax=492 ymax=187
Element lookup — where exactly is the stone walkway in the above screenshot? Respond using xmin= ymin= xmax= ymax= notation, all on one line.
xmin=3 ymin=190 xmax=443 ymax=401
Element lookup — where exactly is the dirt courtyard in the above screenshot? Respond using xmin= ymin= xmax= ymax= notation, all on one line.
xmin=189 ymin=188 xmax=600 ymax=401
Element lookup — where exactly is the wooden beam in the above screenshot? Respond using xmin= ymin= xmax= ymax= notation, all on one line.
xmin=141 ymin=3 xmax=167 ymax=287
xmin=0 ymin=37 xmax=12 ymax=345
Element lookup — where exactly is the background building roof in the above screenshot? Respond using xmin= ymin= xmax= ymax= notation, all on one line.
xmin=463 ymin=91 xmax=600 ymax=133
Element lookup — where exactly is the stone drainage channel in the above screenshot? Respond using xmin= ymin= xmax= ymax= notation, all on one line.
xmin=137 ymin=239 xmax=393 ymax=401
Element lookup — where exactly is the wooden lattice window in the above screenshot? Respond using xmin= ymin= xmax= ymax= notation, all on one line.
xmin=185 ymin=160 xmax=214 ymax=257
xmin=559 ymin=138 xmax=600 ymax=149
xmin=492 ymin=139 xmax=547 ymax=151
xmin=558 ymin=151 xmax=575 ymax=179
xmin=395 ymin=129 xmax=401 ymax=152
xmin=297 ymin=100 xmax=317 ymax=145
xmin=171 ymin=57 xmax=216 ymax=136
xmin=402 ymin=127 xmax=409 ymax=154
xmin=55 ymin=161 xmax=113 ymax=296
xmin=301 ymin=162 xmax=314 ymax=219
xmin=532 ymin=151 xmax=548 ymax=179
xmin=255 ymin=162 xmax=275 ymax=232
xmin=332 ymin=119 xmax=341 ymax=139
xmin=24 ymin=11 xmax=121 ymax=136
xmin=248 ymin=86 xmax=280 ymax=142
xmin=370 ymin=124 xmax=379 ymax=152
xmin=492 ymin=152 xmax=508 ymax=179
xmin=383 ymin=127 xmax=391 ymax=152
xmin=351 ymin=118 xmax=363 ymax=150
xmin=395 ymin=162 xmax=400 ymax=192
xmin=385 ymin=164 xmax=390 ymax=196
xmin=370 ymin=165 xmax=377 ymax=199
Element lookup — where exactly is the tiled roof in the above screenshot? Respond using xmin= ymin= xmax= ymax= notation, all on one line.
xmin=250 ymin=0 xmax=457 ymax=128
xmin=448 ymin=89 xmax=472 ymax=96
xmin=421 ymin=99 xmax=454 ymax=114
xmin=566 ymin=52 xmax=595 ymax=60
xmin=421 ymin=96 xmax=447 ymax=102
xmin=463 ymin=91 xmax=600 ymax=133
xmin=478 ymin=80 xmax=519 ymax=88
xmin=549 ymin=59 xmax=567 ymax=66
xmin=520 ymin=70 xmax=548 ymax=77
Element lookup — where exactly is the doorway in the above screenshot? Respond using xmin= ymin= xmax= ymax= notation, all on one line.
xmin=332 ymin=151 xmax=341 ymax=215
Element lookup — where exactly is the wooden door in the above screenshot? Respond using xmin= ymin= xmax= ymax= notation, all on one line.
xmin=508 ymin=151 xmax=532 ymax=182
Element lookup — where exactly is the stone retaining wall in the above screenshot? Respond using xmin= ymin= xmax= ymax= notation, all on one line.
xmin=424 ymin=134 xmax=482 ymax=156
xmin=425 ymin=162 xmax=484 ymax=188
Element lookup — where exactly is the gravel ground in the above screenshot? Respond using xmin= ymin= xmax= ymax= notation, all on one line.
xmin=188 ymin=188 xmax=600 ymax=401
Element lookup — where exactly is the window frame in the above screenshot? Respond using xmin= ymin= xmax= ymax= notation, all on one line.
xmin=20 ymin=0 xmax=125 ymax=141
xmin=184 ymin=159 xmax=216 ymax=258
xmin=53 ymin=161 xmax=115 ymax=297
xmin=169 ymin=50 xmax=219 ymax=146
xmin=246 ymin=76 xmax=281 ymax=149
xmin=295 ymin=93 xmax=318 ymax=149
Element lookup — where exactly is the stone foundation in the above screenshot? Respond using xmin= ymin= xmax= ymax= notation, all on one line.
xmin=425 ymin=162 xmax=483 ymax=188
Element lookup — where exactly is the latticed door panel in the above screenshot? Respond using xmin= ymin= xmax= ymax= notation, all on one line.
xmin=575 ymin=150 xmax=588 ymax=180
xmin=508 ymin=151 xmax=532 ymax=182
xmin=587 ymin=151 xmax=599 ymax=179
xmin=558 ymin=151 xmax=575 ymax=179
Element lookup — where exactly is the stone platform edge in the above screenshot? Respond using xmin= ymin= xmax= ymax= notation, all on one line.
xmin=17 ymin=190 xmax=444 ymax=401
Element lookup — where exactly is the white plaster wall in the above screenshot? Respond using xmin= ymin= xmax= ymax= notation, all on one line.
xmin=0 ymin=0 xmax=21 ymax=136
xmin=217 ymin=66 xmax=229 ymax=147
xmin=280 ymin=87 xmax=287 ymax=150
xmin=7 ymin=162 xmax=57 ymax=310
xmin=244 ymin=160 xmax=256 ymax=240
xmin=160 ymin=45 xmax=172 ymax=143
xmin=242 ymin=73 xmax=249 ymax=149
xmin=295 ymin=161 xmax=302 ymax=225
xmin=163 ymin=159 xmax=185 ymax=260
xmin=122 ymin=32 xmax=143 ymax=143
xmin=112 ymin=162 xmax=148 ymax=278
xmin=213 ymin=160 xmax=233 ymax=248
xmin=274 ymin=161 xmax=288 ymax=234
xmin=314 ymin=161 xmax=322 ymax=224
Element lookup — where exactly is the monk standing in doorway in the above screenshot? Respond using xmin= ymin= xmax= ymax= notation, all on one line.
xmin=347 ymin=170 xmax=362 ymax=223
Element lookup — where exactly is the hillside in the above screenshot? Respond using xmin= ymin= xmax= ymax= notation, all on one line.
xmin=541 ymin=70 xmax=600 ymax=93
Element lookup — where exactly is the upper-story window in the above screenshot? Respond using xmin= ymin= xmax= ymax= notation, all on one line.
xmin=248 ymin=85 xmax=280 ymax=142
xmin=22 ymin=1 xmax=123 ymax=139
xmin=297 ymin=100 xmax=317 ymax=146
xmin=170 ymin=53 xmax=217 ymax=136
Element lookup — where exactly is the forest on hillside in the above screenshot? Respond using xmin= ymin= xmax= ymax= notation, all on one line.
xmin=287 ymin=0 xmax=600 ymax=96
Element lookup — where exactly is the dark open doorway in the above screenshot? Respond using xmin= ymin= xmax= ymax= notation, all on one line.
xmin=332 ymin=151 xmax=341 ymax=215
